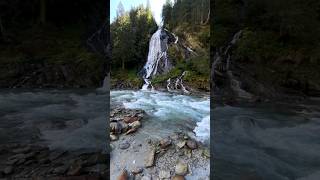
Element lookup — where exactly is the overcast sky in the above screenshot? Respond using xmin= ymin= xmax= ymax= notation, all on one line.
xmin=110 ymin=0 xmax=173 ymax=25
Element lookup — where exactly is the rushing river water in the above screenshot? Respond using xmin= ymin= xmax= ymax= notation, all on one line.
xmin=213 ymin=98 xmax=320 ymax=180
xmin=111 ymin=90 xmax=210 ymax=144
xmin=0 ymin=89 xmax=107 ymax=151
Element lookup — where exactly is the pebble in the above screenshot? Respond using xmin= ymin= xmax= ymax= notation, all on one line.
xmin=176 ymin=141 xmax=186 ymax=149
xmin=117 ymin=169 xmax=128 ymax=180
xmin=131 ymin=167 xmax=143 ymax=174
xmin=186 ymin=140 xmax=197 ymax=150
xmin=110 ymin=134 xmax=118 ymax=141
xmin=160 ymin=137 xmax=172 ymax=149
xmin=175 ymin=162 xmax=188 ymax=176
xmin=172 ymin=175 xmax=185 ymax=180
xmin=159 ymin=170 xmax=171 ymax=179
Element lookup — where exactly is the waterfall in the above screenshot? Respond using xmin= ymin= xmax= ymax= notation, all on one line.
xmin=141 ymin=27 xmax=173 ymax=90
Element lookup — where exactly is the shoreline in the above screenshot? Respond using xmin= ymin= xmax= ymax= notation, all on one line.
xmin=110 ymin=97 xmax=210 ymax=180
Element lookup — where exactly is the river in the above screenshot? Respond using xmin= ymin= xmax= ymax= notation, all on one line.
xmin=213 ymin=98 xmax=320 ymax=180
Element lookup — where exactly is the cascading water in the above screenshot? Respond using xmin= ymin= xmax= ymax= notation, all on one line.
xmin=141 ymin=27 xmax=172 ymax=90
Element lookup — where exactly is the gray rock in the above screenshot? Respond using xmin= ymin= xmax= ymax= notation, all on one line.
xmin=144 ymin=148 xmax=156 ymax=168
xmin=131 ymin=167 xmax=143 ymax=174
xmin=160 ymin=137 xmax=172 ymax=149
xmin=119 ymin=142 xmax=130 ymax=150
xmin=186 ymin=140 xmax=197 ymax=150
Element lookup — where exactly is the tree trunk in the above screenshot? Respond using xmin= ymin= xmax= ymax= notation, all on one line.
xmin=40 ymin=0 xmax=46 ymax=24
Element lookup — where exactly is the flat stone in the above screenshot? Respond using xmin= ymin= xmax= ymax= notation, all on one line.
xmin=159 ymin=170 xmax=171 ymax=179
xmin=176 ymin=141 xmax=186 ymax=149
xmin=144 ymin=148 xmax=156 ymax=168
xmin=124 ymin=116 xmax=140 ymax=123
xmin=175 ymin=162 xmax=188 ymax=176
xmin=129 ymin=121 xmax=141 ymax=129
xmin=119 ymin=142 xmax=130 ymax=150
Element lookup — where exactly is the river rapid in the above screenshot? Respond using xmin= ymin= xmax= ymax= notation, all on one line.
xmin=213 ymin=98 xmax=320 ymax=180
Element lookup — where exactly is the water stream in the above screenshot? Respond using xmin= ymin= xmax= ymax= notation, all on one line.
xmin=111 ymin=90 xmax=210 ymax=144
xmin=213 ymin=98 xmax=320 ymax=179
xmin=0 ymin=89 xmax=107 ymax=151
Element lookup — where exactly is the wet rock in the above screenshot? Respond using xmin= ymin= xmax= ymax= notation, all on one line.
xmin=12 ymin=146 xmax=31 ymax=154
xmin=172 ymin=175 xmax=185 ymax=180
xmin=110 ymin=122 xmax=122 ymax=134
xmin=119 ymin=142 xmax=130 ymax=150
xmin=131 ymin=167 xmax=143 ymax=175
xmin=159 ymin=170 xmax=171 ymax=179
xmin=124 ymin=116 xmax=140 ymax=124
xmin=186 ymin=140 xmax=197 ymax=150
xmin=110 ymin=134 xmax=118 ymax=141
xmin=160 ymin=137 xmax=172 ymax=149
xmin=85 ymin=153 xmax=107 ymax=166
xmin=52 ymin=165 xmax=68 ymax=174
xmin=117 ymin=169 xmax=128 ymax=180
xmin=3 ymin=166 xmax=13 ymax=174
xmin=144 ymin=148 xmax=156 ymax=168
xmin=119 ymin=121 xmax=129 ymax=133
xmin=129 ymin=121 xmax=141 ymax=129
xmin=67 ymin=160 xmax=83 ymax=176
xmin=125 ymin=128 xmax=137 ymax=135
xmin=183 ymin=136 xmax=189 ymax=140
xmin=175 ymin=162 xmax=188 ymax=176
xmin=176 ymin=141 xmax=186 ymax=149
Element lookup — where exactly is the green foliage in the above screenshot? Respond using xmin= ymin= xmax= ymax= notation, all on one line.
xmin=111 ymin=5 xmax=157 ymax=71
xmin=162 ymin=0 xmax=210 ymax=29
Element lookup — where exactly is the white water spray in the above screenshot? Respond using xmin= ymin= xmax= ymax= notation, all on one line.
xmin=141 ymin=28 xmax=172 ymax=90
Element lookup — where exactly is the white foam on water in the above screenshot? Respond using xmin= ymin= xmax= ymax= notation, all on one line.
xmin=111 ymin=90 xmax=210 ymax=142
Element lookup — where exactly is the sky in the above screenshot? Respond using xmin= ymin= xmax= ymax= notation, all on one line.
xmin=110 ymin=0 xmax=173 ymax=25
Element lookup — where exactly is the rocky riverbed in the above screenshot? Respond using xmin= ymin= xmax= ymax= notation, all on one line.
xmin=110 ymin=106 xmax=210 ymax=180
xmin=0 ymin=143 xmax=108 ymax=179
